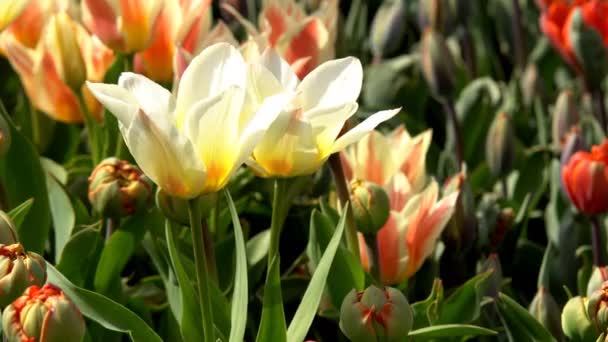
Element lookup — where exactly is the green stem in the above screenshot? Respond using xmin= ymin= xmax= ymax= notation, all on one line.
xmin=188 ymin=198 xmax=215 ymax=342
xmin=77 ymin=93 xmax=101 ymax=165
xmin=363 ymin=234 xmax=382 ymax=285
xmin=267 ymin=179 xmax=290 ymax=269
xmin=591 ymin=216 xmax=605 ymax=272
xmin=328 ymin=154 xmax=361 ymax=260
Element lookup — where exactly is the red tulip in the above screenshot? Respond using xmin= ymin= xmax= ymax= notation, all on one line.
xmin=562 ymin=139 xmax=608 ymax=215
xmin=539 ymin=0 xmax=608 ymax=75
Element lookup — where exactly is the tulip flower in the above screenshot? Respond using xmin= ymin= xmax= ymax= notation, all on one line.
xmin=561 ymin=139 xmax=608 ymax=215
xmin=0 ymin=243 xmax=46 ymax=308
xmin=82 ymin=0 xmax=163 ymax=53
xmin=341 ymin=126 xmax=458 ymax=284
xmin=88 ymin=158 xmax=154 ymax=218
xmin=0 ymin=0 xmax=28 ymax=32
xmin=1 ymin=12 xmax=114 ymax=123
xmin=134 ymin=0 xmax=237 ymax=83
xmin=87 ymin=43 xmax=291 ymax=199
xmin=539 ymin=0 xmax=608 ymax=81
xmin=225 ymin=0 xmax=338 ymax=79
xmin=245 ymin=49 xmax=400 ymax=178
xmin=2 ymin=284 xmax=85 ymax=342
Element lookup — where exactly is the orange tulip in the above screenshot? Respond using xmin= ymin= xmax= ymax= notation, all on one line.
xmin=134 ymin=0 xmax=237 ymax=83
xmin=0 ymin=0 xmax=73 ymax=50
xmin=2 ymin=12 xmax=114 ymax=123
xmin=82 ymin=0 xmax=163 ymax=53
xmin=341 ymin=126 xmax=459 ymax=284
xmin=0 ymin=0 xmax=29 ymax=33
xmin=562 ymin=139 xmax=608 ymax=215
xmin=539 ymin=0 xmax=608 ymax=74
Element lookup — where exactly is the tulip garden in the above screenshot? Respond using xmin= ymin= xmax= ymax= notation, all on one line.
xmin=2 ymin=0 xmax=608 ymax=341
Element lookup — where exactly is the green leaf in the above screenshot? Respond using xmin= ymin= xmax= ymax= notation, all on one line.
xmin=94 ymin=211 xmax=153 ymax=294
xmin=47 ymin=264 xmax=162 ymax=342
xmin=411 ymin=279 xmax=444 ymax=329
xmin=45 ymin=172 xmax=75 ymax=262
xmin=436 ymin=270 xmax=494 ymax=324
xmin=224 ymin=190 xmax=248 ymax=342
xmin=7 ymin=198 xmax=34 ymax=229
xmin=56 ymin=225 xmax=103 ymax=286
xmin=496 ymin=292 xmax=556 ymax=342
xmin=255 ymin=255 xmax=287 ymax=342
xmin=307 ymin=209 xmax=364 ymax=310
xmin=408 ymin=324 xmax=497 ymax=339
xmin=0 ymin=106 xmax=50 ymax=253
xmin=286 ymin=207 xmax=347 ymax=342
xmin=165 ymin=221 xmax=204 ymax=342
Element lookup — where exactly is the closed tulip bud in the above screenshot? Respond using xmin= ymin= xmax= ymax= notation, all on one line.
xmin=155 ymin=188 xmax=189 ymax=226
xmin=478 ymin=253 xmax=502 ymax=299
xmin=562 ymin=296 xmax=598 ymax=342
xmin=44 ymin=12 xmax=86 ymax=92
xmin=567 ymin=8 xmax=608 ymax=89
xmin=2 ymin=284 xmax=85 ymax=342
xmin=0 ymin=113 xmax=11 ymax=157
xmin=88 ymin=158 xmax=154 ymax=218
xmin=562 ymin=140 xmax=608 ymax=215
xmin=0 ymin=243 xmax=46 ymax=308
xmin=552 ymin=91 xmax=579 ymax=150
xmin=350 ymin=180 xmax=390 ymax=235
xmin=486 ymin=112 xmax=515 ymax=178
xmin=587 ymin=281 xmax=608 ymax=334
xmin=339 ymin=286 xmax=413 ymax=342
xmin=369 ymin=0 xmax=407 ymax=60
xmin=520 ymin=63 xmax=542 ymax=108
xmin=560 ymin=126 xmax=585 ymax=166
xmin=529 ymin=287 xmax=563 ymax=340
xmin=420 ymin=29 xmax=456 ymax=101
xmin=0 ymin=211 xmax=18 ymax=245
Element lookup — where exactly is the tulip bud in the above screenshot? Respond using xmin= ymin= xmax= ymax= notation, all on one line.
xmin=0 ymin=211 xmax=18 ymax=245
xmin=45 ymin=12 xmax=87 ymax=92
xmin=369 ymin=0 xmax=407 ymax=60
xmin=560 ymin=126 xmax=585 ymax=166
xmin=0 ymin=114 xmax=11 ymax=157
xmin=0 ymin=243 xmax=46 ymax=307
xmin=418 ymin=0 xmax=463 ymax=32
xmin=562 ymin=296 xmax=598 ymax=342
xmin=552 ymin=91 xmax=579 ymax=150
xmin=2 ymin=284 xmax=85 ymax=342
xmin=420 ymin=29 xmax=457 ymax=101
xmin=587 ymin=267 xmax=608 ymax=297
xmin=521 ymin=63 xmax=542 ymax=108
xmin=587 ymin=281 xmax=608 ymax=334
xmin=155 ymin=188 xmax=189 ymax=225
xmin=486 ymin=112 xmax=515 ymax=178
xmin=529 ymin=287 xmax=563 ymax=340
xmin=339 ymin=286 xmax=413 ymax=342
xmin=478 ymin=253 xmax=502 ymax=298
xmin=568 ymin=8 xmax=608 ymax=88
xmin=350 ymin=180 xmax=390 ymax=235
xmin=88 ymin=158 xmax=154 ymax=218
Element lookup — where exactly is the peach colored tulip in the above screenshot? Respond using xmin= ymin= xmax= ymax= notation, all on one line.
xmin=358 ymin=180 xmax=459 ymax=284
xmin=342 ymin=126 xmax=458 ymax=284
xmin=0 ymin=0 xmax=74 ymax=51
xmin=134 ymin=0 xmax=237 ymax=83
xmin=0 ymin=0 xmax=29 ymax=32
xmin=82 ymin=0 xmax=163 ymax=53
xmin=2 ymin=12 xmax=114 ymax=123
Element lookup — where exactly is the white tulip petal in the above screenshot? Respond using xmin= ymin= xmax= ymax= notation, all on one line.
xmin=260 ymin=48 xmax=299 ymax=90
xmin=236 ymin=91 xmax=295 ymax=168
xmin=307 ymin=102 xmax=358 ymax=154
xmin=176 ymin=42 xmax=246 ymax=118
xmin=296 ymin=57 xmax=362 ymax=111
xmin=86 ymin=81 xmax=138 ymax=126
xmin=329 ymin=108 xmax=400 ymax=155
xmin=118 ymin=72 xmax=176 ymax=122
xmin=125 ymin=110 xmax=206 ymax=199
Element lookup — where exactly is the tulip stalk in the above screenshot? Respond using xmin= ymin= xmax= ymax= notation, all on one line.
xmin=363 ymin=233 xmax=382 ymax=285
xmin=510 ymin=0 xmax=526 ymax=69
xmin=591 ymin=216 xmax=606 ymax=276
xmin=443 ymin=99 xmax=464 ymax=165
xmin=76 ymin=93 xmax=101 ymax=165
xmin=591 ymin=87 xmax=608 ymax=134
xmin=328 ymin=154 xmax=361 ymax=260
xmin=267 ymin=179 xmax=291 ymax=268
xmin=187 ymin=197 xmax=215 ymax=342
